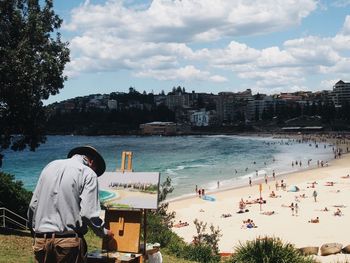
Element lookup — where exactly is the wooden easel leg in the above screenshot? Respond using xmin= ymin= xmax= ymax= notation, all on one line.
xmin=143 ymin=209 xmax=147 ymax=263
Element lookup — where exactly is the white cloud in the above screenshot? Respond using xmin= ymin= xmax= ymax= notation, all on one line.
xmin=257 ymin=47 xmax=296 ymax=68
xmin=63 ymin=0 xmax=350 ymax=92
xmin=320 ymin=79 xmax=338 ymax=90
xmin=64 ymin=0 xmax=317 ymax=42
xmin=341 ymin=15 xmax=350 ymax=35
xmin=135 ymin=65 xmax=227 ymax=82
xmin=284 ymin=36 xmax=341 ymax=66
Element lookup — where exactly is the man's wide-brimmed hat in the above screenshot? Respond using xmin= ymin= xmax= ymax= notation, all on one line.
xmin=67 ymin=146 xmax=106 ymax=176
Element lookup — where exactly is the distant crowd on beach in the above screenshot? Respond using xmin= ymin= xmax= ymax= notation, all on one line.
xmin=192 ymin=133 xmax=350 ymax=204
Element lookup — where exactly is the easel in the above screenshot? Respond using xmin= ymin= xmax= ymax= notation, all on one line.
xmin=88 ymin=152 xmax=150 ymax=263
xmin=117 ymin=151 xmax=133 ymax=172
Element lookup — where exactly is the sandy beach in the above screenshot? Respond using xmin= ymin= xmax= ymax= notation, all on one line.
xmin=168 ymin=138 xmax=350 ymax=262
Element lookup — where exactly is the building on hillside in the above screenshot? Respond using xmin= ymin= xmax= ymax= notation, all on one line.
xmin=140 ymin=122 xmax=177 ymax=135
xmin=154 ymin=94 xmax=167 ymax=106
xmin=246 ymin=95 xmax=275 ymax=121
xmin=166 ymin=92 xmax=190 ymax=110
xmin=190 ymin=109 xmax=215 ymax=126
xmin=332 ymin=80 xmax=350 ymax=108
xmin=107 ymin=99 xmax=118 ymax=110
xmin=216 ymin=89 xmax=253 ymax=123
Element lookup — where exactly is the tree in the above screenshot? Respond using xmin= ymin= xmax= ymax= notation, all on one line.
xmin=0 ymin=0 xmax=70 ymax=153
xmin=0 ymin=172 xmax=32 ymax=218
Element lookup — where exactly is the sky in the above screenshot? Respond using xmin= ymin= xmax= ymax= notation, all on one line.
xmin=46 ymin=0 xmax=350 ymax=104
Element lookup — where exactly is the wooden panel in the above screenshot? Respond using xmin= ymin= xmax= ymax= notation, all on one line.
xmin=103 ymin=210 xmax=142 ymax=253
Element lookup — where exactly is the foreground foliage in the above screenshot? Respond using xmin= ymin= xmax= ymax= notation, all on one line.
xmin=0 ymin=0 xmax=70 ymax=153
xmin=0 ymin=172 xmax=32 ymax=218
xmin=146 ymin=176 xmax=221 ymax=262
xmin=228 ymin=237 xmax=316 ymax=263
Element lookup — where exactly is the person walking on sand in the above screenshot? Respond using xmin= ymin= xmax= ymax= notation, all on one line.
xmin=28 ymin=146 xmax=114 ymax=263
xmin=249 ymin=177 xmax=252 ymax=187
xmin=313 ymin=190 xmax=318 ymax=202
xmin=295 ymin=203 xmax=299 ymax=216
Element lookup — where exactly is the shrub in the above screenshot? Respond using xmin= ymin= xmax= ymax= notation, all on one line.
xmin=228 ymin=237 xmax=316 ymax=263
xmin=146 ymin=212 xmax=183 ymax=247
xmin=183 ymin=243 xmax=220 ymax=263
xmin=0 ymin=172 xmax=32 ymax=218
xmin=193 ymin=219 xmax=222 ymax=255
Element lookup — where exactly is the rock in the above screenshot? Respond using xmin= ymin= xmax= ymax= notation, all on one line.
xmin=342 ymin=244 xmax=350 ymax=254
xmin=320 ymin=243 xmax=343 ymax=256
xmin=299 ymin=246 xmax=319 ymax=255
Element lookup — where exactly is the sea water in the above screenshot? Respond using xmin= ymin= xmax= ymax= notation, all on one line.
xmin=1 ymin=135 xmax=334 ymax=199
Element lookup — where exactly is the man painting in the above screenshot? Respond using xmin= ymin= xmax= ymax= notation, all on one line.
xmin=28 ymin=146 xmax=114 ymax=262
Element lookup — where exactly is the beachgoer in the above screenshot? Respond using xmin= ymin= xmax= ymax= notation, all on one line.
xmin=249 ymin=177 xmax=252 ymax=187
xmin=264 ymin=175 xmax=268 ymax=184
xmin=309 ymin=217 xmax=319 ymax=223
xmin=217 ymin=181 xmax=220 ymax=188
xmin=312 ymin=190 xmax=317 ymax=202
xmin=334 ymin=208 xmax=342 ymax=216
xmin=27 ymin=146 xmax=114 ymax=262
xmin=295 ymin=203 xmax=299 ymax=216
xmin=239 ymin=198 xmax=246 ymax=210
xmin=272 ymin=170 xmax=275 ymax=180
xmin=148 ymin=243 xmax=163 ymax=263
xmin=290 ymin=203 xmax=295 ymax=216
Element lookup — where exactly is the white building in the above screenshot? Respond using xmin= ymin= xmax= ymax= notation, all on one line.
xmin=332 ymin=80 xmax=350 ymax=108
xmin=190 ymin=110 xmax=210 ymax=126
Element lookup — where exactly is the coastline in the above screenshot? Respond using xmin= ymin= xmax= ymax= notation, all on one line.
xmin=168 ymin=138 xmax=350 ymax=262
xmin=166 ymin=137 xmax=335 ymax=203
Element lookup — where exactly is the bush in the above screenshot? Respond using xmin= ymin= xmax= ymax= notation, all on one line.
xmin=146 ymin=212 xmax=183 ymax=247
xmin=0 ymin=172 xmax=32 ymax=218
xmin=146 ymin=177 xmax=221 ymax=262
xmin=183 ymin=244 xmax=220 ymax=263
xmin=228 ymin=237 xmax=316 ymax=263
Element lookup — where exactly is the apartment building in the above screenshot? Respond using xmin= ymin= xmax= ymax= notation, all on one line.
xmin=332 ymin=80 xmax=350 ymax=108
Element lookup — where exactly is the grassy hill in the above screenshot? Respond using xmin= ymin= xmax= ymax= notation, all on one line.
xmin=0 ymin=228 xmax=195 ymax=263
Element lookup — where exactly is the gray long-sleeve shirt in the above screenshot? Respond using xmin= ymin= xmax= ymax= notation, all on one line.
xmin=28 ymin=154 xmax=107 ymax=237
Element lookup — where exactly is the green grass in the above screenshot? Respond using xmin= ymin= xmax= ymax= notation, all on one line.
xmin=0 ymin=229 xmax=34 ymax=263
xmin=0 ymin=228 xmax=195 ymax=263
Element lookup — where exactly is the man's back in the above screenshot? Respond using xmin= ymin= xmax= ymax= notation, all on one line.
xmin=29 ymin=155 xmax=98 ymax=234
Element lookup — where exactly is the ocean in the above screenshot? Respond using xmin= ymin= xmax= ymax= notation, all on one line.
xmin=1 ymin=135 xmax=334 ymax=199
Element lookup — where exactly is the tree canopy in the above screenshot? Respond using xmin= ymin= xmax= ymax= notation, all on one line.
xmin=0 ymin=0 xmax=69 ymax=153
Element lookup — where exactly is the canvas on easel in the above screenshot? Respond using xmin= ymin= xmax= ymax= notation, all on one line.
xmin=98 ymin=172 xmax=160 ymax=210
xmin=102 ymin=209 xmax=142 ymax=253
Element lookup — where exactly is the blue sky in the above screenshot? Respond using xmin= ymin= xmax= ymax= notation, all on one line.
xmin=46 ymin=0 xmax=350 ymax=104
